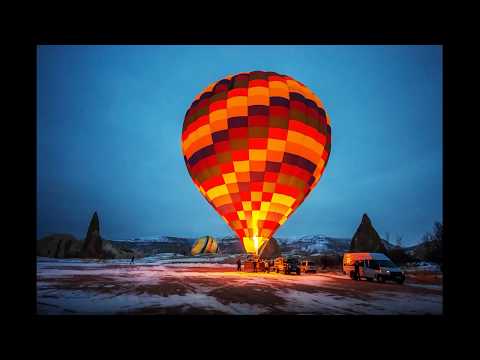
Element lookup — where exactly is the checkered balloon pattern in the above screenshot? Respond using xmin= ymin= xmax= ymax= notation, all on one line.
xmin=181 ymin=71 xmax=331 ymax=254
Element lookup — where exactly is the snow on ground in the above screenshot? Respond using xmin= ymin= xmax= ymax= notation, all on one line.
xmin=38 ymin=289 xmax=269 ymax=315
xmin=403 ymin=262 xmax=441 ymax=273
xmin=37 ymin=256 xmax=442 ymax=315
xmin=37 ymin=253 xmax=237 ymax=266
xmin=276 ymin=289 xmax=390 ymax=315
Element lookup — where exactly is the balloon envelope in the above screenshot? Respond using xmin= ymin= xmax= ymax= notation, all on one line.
xmin=181 ymin=71 xmax=331 ymax=254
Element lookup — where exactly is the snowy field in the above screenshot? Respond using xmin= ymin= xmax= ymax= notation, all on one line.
xmin=37 ymin=255 xmax=442 ymax=315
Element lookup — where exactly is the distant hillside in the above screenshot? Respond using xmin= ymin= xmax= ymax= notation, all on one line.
xmin=276 ymin=235 xmax=351 ymax=255
xmin=403 ymin=240 xmax=439 ymax=262
xmin=217 ymin=236 xmax=246 ymax=254
xmin=38 ymin=229 xmax=411 ymax=260
xmin=111 ymin=234 xmax=353 ymax=256
xmin=111 ymin=237 xmax=196 ymax=257
xmin=123 ymin=236 xmax=196 ymax=244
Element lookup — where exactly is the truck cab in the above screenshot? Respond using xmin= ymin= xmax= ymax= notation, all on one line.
xmin=274 ymin=257 xmax=287 ymax=273
xmin=343 ymin=252 xmax=405 ymax=284
xmin=286 ymin=257 xmax=301 ymax=275
xmin=274 ymin=257 xmax=301 ymax=275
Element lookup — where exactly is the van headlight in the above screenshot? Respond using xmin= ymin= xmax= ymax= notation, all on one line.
xmin=386 ymin=270 xmax=390 ymax=274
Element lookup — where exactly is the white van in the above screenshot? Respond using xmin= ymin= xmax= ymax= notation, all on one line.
xmin=343 ymin=252 xmax=405 ymax=284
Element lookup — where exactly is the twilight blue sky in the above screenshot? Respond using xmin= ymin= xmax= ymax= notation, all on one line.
xmin=37 ymin=45 xmax=442 ymax=246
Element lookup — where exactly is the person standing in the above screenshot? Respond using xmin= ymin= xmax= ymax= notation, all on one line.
xmin=131 ymin=255 xmax=135 ymax=264
xmin=253 ymin=260 xmax=257 ymax=273
xmin=236 ymin=258 xmax=241 ymax=271
xmin=354 ymin=261 xmax=360 ymax=280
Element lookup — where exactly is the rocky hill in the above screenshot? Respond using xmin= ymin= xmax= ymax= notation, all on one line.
xmin=36 ymin=233 xmax=84 ymax=258
xmin=37 ymin=212 xmax=143 ymax=259
xmin=350 ymin=213 xmax=387 ymax=253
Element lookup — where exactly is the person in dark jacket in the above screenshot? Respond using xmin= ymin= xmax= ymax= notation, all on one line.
xmin=131 ymin=256 xmax=135 ymax=264
xmin=354 ymin=261 xmax=360 ymax=280
xmin=236 ymin=258 xmax=241 ymax=271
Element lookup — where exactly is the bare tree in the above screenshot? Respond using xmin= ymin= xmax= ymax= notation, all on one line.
xmin=385 ymin=232 xmax=391 ymax=244
xmin=395 ymin=235 xmax=403 ymax=248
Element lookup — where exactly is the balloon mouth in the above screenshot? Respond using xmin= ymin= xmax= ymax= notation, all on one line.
xmin=253 ymin=235 xmax=259 ymax=254
xmin=243 ymin=235 xmax=268 ymax=255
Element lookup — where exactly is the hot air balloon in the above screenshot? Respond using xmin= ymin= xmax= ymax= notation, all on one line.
xmin=191 ymin=235 xmax=219 ymax=256
xmin=181 ymin=71 xmax=331 ymax=255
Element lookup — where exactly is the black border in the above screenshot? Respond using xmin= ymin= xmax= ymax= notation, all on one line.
xmin=22 ymin=30 xmax=457 ymax=346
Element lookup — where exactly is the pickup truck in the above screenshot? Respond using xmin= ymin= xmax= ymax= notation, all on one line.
xmin=300 ymin=260 xmax=317 ymax=273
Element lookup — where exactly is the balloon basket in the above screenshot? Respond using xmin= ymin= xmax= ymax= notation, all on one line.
xmin=243 ymin=257 xmax=265 ymax=273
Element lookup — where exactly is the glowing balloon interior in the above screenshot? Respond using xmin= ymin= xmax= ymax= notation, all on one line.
xmin=181 ymin=71 xmax=331 ymax=254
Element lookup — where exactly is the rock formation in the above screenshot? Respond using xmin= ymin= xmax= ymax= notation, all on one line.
xmin=258 ymin=237 xmax=282 ymax=259
xmin=37 ymin=212 xmax=145 ymax=259
xmin=37 ymin=234 xmax=83 ymax=258
xmin=350 ymin=213 xmax=387 ymax=253
xmin=82 ymin=211 xmax=104 ymax=258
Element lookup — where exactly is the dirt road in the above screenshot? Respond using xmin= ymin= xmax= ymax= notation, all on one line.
xmin=37 ymin=258 xmax=442 ymax=315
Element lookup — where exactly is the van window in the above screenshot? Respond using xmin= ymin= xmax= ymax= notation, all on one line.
xmin=369 ymin=260 xmax=395 ymax=269
xmin=376 ymin=260 xmax=396 ymax=268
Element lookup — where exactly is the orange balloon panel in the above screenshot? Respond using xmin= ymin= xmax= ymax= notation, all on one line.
xmin=181 ymin=71 xmax=331 ymax=254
